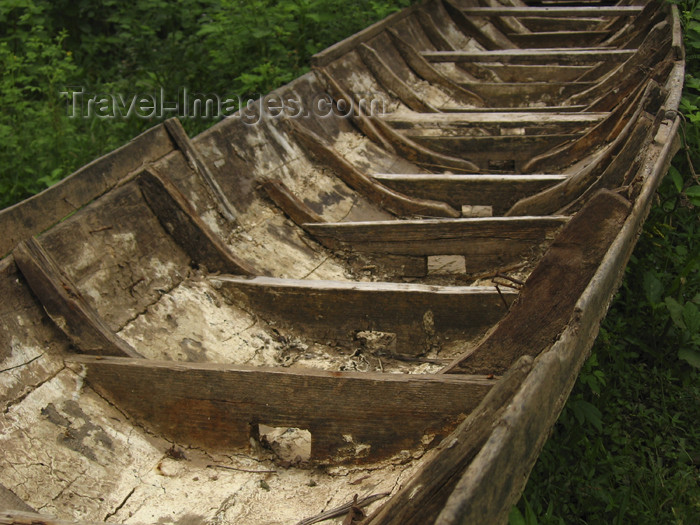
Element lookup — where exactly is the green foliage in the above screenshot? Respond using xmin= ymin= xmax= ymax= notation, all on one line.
xmin=513 ymin=2 xmax=700 ymax=523
xmin=0 ymin=0 xmax=410 ymax=210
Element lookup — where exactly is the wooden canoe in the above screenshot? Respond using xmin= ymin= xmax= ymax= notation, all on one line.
xmin=0 ymin=0 xmax=684 ymax=523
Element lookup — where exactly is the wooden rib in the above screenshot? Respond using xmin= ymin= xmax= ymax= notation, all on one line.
xmin=313 ymin=67 xmax=397 ymax=153
xmin=364 ymin=355 xmax=534 ymax=525
xmin=570 ymin=26 xmax=673 ymax=111
xmin=288 ymin=119 xmax=462 ymax=217
xmin=461 ymin=6 xmax=643 ymax=17
xmin=423 ymin=48 xmax=635 ymax=65
xmin=443 ymin=190 xmax=631 ymax=375
xmin=416 ymin=8 xmax=459 ymax=52
xmin=559 ymin=109 xmax=663 ymax=214
xmin=303 ymin=216 xmax=568 ymax=274
xmin=522 ymin=79 xmax=666 ymax=174
xmin=261 ymin=179 xmax=323 ymax=226
xmin=372 ymin=174 xmax=566 ymax=215
xmin=139 ymin=168 xmax=255 ymax=275
xmin=73 ymin=354 xmax=494 ymax=461
xmin=507 ymin=30 xmax=608 ymax=48
xmin=441 ymin=0 xmax=517 ymax=50
xmin=357 ymin=44 xmax=439 ymax=113
xmin=163 ymin=117 xmax=238 ymax=222
xmin=366 ymin=115 xmax=482 ymax=172
xmin=0 ymin=124 xmax=173 ymax=258
xmin=386 ymin=28 xmax=484 ymax=107
xmin=213 ymin=275 xmax=515 ymax=355
xmin=12 ymin=238 xmax=141 ymax=358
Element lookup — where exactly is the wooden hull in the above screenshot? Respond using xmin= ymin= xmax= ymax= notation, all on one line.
xmin=0 ymin=1 xmax=684 ymax=523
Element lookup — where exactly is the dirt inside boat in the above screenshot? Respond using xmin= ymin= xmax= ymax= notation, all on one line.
xmin=0 ymin=0 xmax=685 ymax=523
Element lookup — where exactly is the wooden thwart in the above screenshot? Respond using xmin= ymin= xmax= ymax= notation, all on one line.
xmin=304 ymin=217 xmax=568 ymax=273
xmin=461 ymin=6 xmax=643 ymax=17
xmin=72 ymin=355 xmax=494 ymax=461
xmin=12 ymin=238 xmax=141 ymax=358
xmin=423 ymin=48 xmax=635 ymax=64
xmin=212 ymin=275 xmax=516 ymax=355
xmin=372 ymin=174 xmax=566 ymax=215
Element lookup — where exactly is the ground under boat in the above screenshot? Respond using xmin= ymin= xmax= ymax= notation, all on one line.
xmin=0 ymin=0 xmax=685 ymax=523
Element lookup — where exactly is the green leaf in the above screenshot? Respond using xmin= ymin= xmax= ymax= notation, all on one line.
xmin=643 ymin=271 xmax=664 ymax=305
xmin=668 ymin=165 xmax=684 ymax=193
xmin=665 ymin=296 xmax=687 ymax=330
xmin=678 ymin=348 xmax=700 ymax=369
xmin=682 ymin=301 xmax=700 ymax=333
xmin=509 ymin=506 xmax=526 ymax=525
xmin=685 ymin=185 xmax=700 ymax=206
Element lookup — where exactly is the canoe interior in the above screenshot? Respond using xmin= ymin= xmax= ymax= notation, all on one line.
xmin=0 ymin=0 xmax=684 ymax=524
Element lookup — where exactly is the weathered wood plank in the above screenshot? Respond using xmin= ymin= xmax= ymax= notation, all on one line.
xmin=304 ymin=216 xmax=568 ymax=274
xmin=289 ymin=120 xmax=462 ymax=217
xmin=261 ymin=179 xmax=324 ymax=226
xmin=138 ymin=168 xmax=256 ymax=275
xmin=163 ymin=118 xmax=238 ymax=222
xmin=405 ymin=134 xmax=577 ymax=166
xmin=519 ymin=16 xmax=606 ymax=32
xmin=441 ymin=0 xmax=517 ymax=51
xmin=12 ymin=238 xmax=141 ymax=358
xmin=310 ymin=1 xmax=422 ymax=67
xmin=423 ymin=48 xmax=635 ymax=64
xmin=456 ymin=81 xmax=595 ymax=105
xmin=381 ymin=111 xmax=606 ymax=128
xmin=461 ymin=6 xmax=642 ymax=17
xmin=363 ymin=115 xmax=482 ymax=173
xmin=443 ymin=190 xmax=631 ymax=375
xmin=386 ymin=28 xmax=484 ymax=107
xmin=357 ymin=44 xmax=439 ymax=113
xmin=435 ymin=117 xmax=682 ymax=525
xmin=459 ymin=64 xmax=591 ymax=83
xmin=364 ymin=356 xmax=534 ymax=525
xmin=72 ymin=355 xmax=494 ymax=461
xmin=372 ymin=174 xmax=566 ymax=214
xmin=0 ymin=124 xmax=173 ymax=258
xmin=508 ymin=30 xmax=608 ymax=48
xmin=213 ymin=275 xmax=515 ymax=355
xmin=522 ymin=79 xmax=666 ymax=174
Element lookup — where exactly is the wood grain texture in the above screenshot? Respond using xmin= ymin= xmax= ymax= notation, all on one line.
xmin=461 ymin=6 xmax=643 ymax=17
xmin=435 ymin=118 xmax=681 ymax=525
xmin=261 ymin=179 xmax=324 ymax=226
xmin=288 ymin=119 xmax=461 ymax=217
xmin=423 ymin=48 xmax=635 ymax=64
xmin=163 ymin=117 xmax=238 ymax=222
xmin=214 ymin=275 xmax=515 ymax=354
xmin=444 ymin=190 xmax=631 ymax=375
xmin=365 ymin=356 xmax=533 ymax=525
xmin=138 ymin=168 xmax=255 ymax=275
xmin=372 ymin=174 xmax=566 ymax=215
xmin=357 ymin=44 xmax=439 ymax=113
xmin=12 ymin=238 xmax=141 ymax=358
xmin=304 ymin=216 xmax=568 ymax=274
xmin=73 ymin=355 xmax=494 ymax=462
xmin=0 ymin=125 xmax=173 ymax=258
